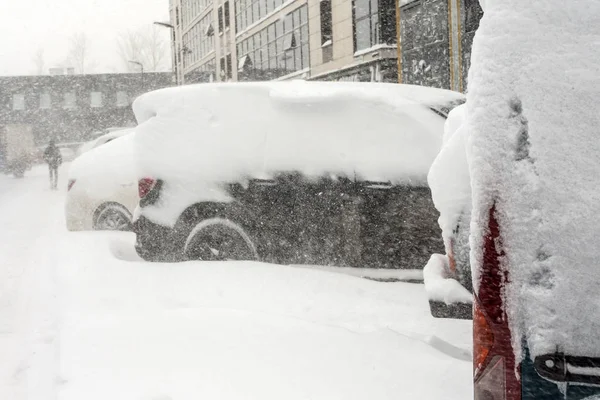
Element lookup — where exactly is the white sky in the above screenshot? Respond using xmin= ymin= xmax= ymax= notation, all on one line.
xmin=0 ymin=0 xmax=171 ymax=76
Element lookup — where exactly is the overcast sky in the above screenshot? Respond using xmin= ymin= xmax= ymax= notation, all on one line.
xmin=0 ymin=0 xmax=171 ymax=76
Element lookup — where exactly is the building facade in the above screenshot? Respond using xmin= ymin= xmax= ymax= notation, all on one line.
xmin=0 ymin=73 xmax=173 ymax=144
xmin=170 ymin=0 xmax=483 ymax=89
xmin=398 ymin=0 xmax=483 ymax=91
xmin=170 ymin=0 xmax=399 ymax=84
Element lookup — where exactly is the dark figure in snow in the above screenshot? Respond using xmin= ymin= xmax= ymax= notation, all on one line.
xmin=43 ymin=140 xmax=62 ymax=190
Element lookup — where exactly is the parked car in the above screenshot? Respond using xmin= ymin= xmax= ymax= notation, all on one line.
xmin=76 ymin=128 xmax=134 ymax=156
xmin=65 ymin=131 xmax=137 ymax=231
xmin=132 ymin=81 xmax=465 ymax=266
xmin=426 ymin=0 xmax=600 ymax=399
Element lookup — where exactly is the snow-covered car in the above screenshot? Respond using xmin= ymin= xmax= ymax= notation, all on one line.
xmin=131 ymin=81 xmax=464 ymax=266
xmin=65 ymin=131 xmax=137 ymax=231
xmin=76 ymin=128 xmax=134 ymax=156
xmin=427 ymin=0 xmax=600 ymax=399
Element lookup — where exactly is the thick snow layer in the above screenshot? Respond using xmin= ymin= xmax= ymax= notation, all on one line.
xmin=132 ymin=81 xmax=464 ymax=226
xmin=466 ymin=0 xmax=600 ymax=358
xmin=428 ymin=104 xmax=471 ymax=249
xmin=0 ymin=169 xmax=472 ymax=399
xmin=423 ymin=254 xmax=472 ymax=304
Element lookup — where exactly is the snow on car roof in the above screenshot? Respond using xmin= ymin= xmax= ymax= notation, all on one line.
xmin=467 ymin=0 xmax=600 ymax=358
xmin=132 ymin=81 xmax=464 ymax=188
xmin=69 ymin=131 xmax=136 ymax=185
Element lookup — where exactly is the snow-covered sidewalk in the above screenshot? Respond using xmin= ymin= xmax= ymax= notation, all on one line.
xmin=0 ymin=166 xmax=472 ymax=400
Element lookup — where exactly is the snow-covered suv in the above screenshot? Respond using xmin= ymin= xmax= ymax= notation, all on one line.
xmin=131 ymin=81 xmax=464 ymax=267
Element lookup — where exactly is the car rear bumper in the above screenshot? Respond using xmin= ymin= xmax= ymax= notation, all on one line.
xmin=133 ymin=215 xmax=185 ymax=262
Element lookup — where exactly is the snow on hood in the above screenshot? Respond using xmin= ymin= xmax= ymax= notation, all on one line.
xmin=132 ymin=81 xmax=464 ymax=226
xmin=466 ymin=0 xmax=600 ymax=359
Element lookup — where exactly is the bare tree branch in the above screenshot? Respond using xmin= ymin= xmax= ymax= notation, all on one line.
xmin=67 ymin=32 xmax=90 ymax=74
xmin=116 ymin=26 xmax=170 ymax=72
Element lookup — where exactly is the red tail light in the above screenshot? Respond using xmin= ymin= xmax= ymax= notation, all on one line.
xmin=67 ymin=179 xmax=76 ymax=191
xmin=474 ymin=206 xmax=521 ymax=400
xmin=138 ymin=178 xmax=156 ymax=199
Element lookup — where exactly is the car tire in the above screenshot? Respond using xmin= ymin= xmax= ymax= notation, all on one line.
xmin=94 ymin=203 xmax=132 ymax=231
xmin=184 ymin=217 xmax=259 ymax=261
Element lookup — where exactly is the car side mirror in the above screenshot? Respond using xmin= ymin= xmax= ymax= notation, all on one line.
xmin=424 ymin=254 xmax=473 ymax=320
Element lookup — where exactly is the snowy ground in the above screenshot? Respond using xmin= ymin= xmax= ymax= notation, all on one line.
xmin=0 ymin=164 xmax=472 ymax=400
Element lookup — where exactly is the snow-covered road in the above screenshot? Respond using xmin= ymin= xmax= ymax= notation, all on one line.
xmin=0 ymin=165 xmax=473 ymax=400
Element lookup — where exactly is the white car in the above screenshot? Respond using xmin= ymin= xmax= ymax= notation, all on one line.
xmin=65 ymin=131 xmax=138 ymax=231
xmin=76 ymin=128 xmax=134 ymax=157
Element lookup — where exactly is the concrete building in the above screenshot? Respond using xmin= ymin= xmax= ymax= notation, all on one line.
xmin=0 ymin=73 xmax=173 ymax=144
xmin=170 ymin=0 xmax=399 ymax=84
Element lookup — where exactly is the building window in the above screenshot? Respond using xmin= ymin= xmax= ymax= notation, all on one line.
xmin=40 ymin=93 xmax=51 ymax=109
xmin=226 ymin=54 xmax=232 ymax=80
xmin=320 ymin=0 xmax=333 ymax=45
xmin=236 ymin=4 xmax=310 ymax=81
xmin=218 ymin=6 xmax=224 ymax=34
xmin=90 ymin=92 xmax=103 ymax=108
xmin=12 ymin=94 xmax=25 ymax=110
xmin=220 ymin=57 xmax=226 ymax=79
xmin=224 ymin=1 xmax=230 ymax=29
xmin=353 ymin=0 xmax=397 ymax=52
xmin=63 ymin=92 xmax=77 ymax=109
xmin=116 ymin=91 xmax=129 ymax=107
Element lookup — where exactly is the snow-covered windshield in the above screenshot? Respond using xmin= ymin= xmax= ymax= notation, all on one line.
xmin=3 ymin=0 xmax=600 ymax=398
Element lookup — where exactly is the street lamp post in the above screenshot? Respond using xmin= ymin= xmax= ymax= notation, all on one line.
xmin=154 ymin=21 xmax=182 ymax=85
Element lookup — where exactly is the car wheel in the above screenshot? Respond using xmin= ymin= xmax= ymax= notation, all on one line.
xmin=184 ymin=217 xmax=259 ymax=261
xmin=94 ymin=204 xmax=132 ymax=231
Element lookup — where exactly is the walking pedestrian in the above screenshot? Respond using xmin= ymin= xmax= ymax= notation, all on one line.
xmin=43 ymin=139 xmax=62 ymax=190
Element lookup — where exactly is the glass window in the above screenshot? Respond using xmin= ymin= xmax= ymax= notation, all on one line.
xmin=252 ymin=1 xmax=259 ymax=23
xmin=355 ymin=18 xmax=371 ymax=50
xmin=90 ymin=92 xmax=103 ymax=108
xmin=40 ymin=93 xmax=51 ymax=109
xmin=355 ymin=0 xmax=371 ymax=19
xmin=320 ymin=0 xmax=332 ymax=45
xmin=268 ymin=24 xmax=275 ymax=42
xmin=300 ymin=24 xmax=309 ymax=44
xmin=284 ymin=13 xmax=293 ymax=32
xmin=293 ymin=47 xmax=301 ymax=70
xmin=300 ymin=4 xmax=308 ymax=24
xmin=12 ymin=94 xmax=25 ymax=110
xmin=218 ymin=6 xmax=224 ymax=33
xmin=116 ymin=91 xmax=128 ymax=107
xmin=224 ymin=1 xmax=230 ymax=28
xmin=301 ymin=43 xmax=309 ymax=68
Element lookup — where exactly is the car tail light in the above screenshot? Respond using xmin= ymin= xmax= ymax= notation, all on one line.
xmin=67 ymin=179 xmax=76 ymax=191
xmin=474 ymin=206 xmax=521 ymax=400
xmin=138 ymin=178 xmax=157 ymax=199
